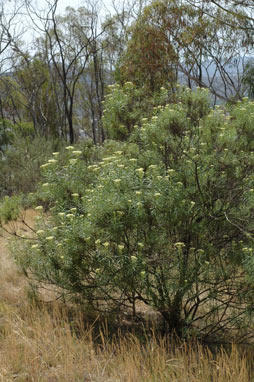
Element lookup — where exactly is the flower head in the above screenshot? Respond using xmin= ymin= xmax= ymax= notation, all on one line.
xmin=40 ymin=163 xmax=50 ymax=169
xmin=175 ymin=242 xmax=185 ymax=248
xmin=66 ymin=213 xmax=75 ymax=218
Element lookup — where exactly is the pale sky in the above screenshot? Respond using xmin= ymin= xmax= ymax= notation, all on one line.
xmin=58 ymin=0 xmax=112 ymax=11
xmin=35 ymin=0 xmax=115 ymax=15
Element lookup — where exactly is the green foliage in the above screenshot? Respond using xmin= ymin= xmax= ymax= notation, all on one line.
xmin=117 ymin=0 xmax=249 ymax=102
xmin=103 ymin=83 xmax=148 ymax=140
xmin=0 ymin=135 xmax=64 ymax=197
xmin=12 ymin=121 xmax=35 ymax=138
xmin=0 ymin=119 xmax=15 ymax=152
xmin=9 ymin=87 xmax=254 ymax=339
xmin=242 ymin=62 xmax=254 ymax=99
xmin=0 ymin=119 xmax=35 ymax=155
xmin=0 ymin=195 xmax=23 ymax=225
xmin=118 ymin=19 xmax=177 ymax=91
xmin=102 ymin=82 xmax=175 ymax=141
xmin=14 ymin=58 xmax=62 ymax=138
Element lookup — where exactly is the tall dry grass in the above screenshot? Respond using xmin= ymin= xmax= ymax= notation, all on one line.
xmin=0 ymin=301 xmax=252 ymax=382
xmin=0 ymin=212 xmax=253 ymax=381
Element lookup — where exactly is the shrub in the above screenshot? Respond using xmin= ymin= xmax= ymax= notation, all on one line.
xmin=102 ymin=82 xmax=173 ymax=141
xmin=7 ymin=88 xmax=254 ymax=340
xmin=0 ymin=135 xmax=64 ymax=197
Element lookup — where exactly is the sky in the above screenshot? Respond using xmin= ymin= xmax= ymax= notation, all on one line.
xmin=58 ymin=0 xmax=112 ymax=12
xmin=34 ymin=0 xmax=115 ymax=16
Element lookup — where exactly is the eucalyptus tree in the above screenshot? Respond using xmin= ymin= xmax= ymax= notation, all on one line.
xmin=187 ymin=0 xmax=254 ymax=101
xmin=0 ymin=0 xmax=25 ymax=72
xmin=25 ymin=0 xmax=111 ymax=143
xmin=119 ymin=0 xmax=252 ymax=102
xmin=14 ymin=57 xmax=62 ymax=137
xmin=0 ymin=0 xmax=27 ymax=150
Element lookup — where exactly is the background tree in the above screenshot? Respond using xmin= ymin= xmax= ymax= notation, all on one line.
xmin=119 ymin=0 xmax=252 ymax=102
xmin=0 ymin=0 xmax=27 ymax=149
xmin=187 ymin=0 xmax=254 ymax=99
xmin=25 ymin=1 xmax=111 ymax=143
xmin=119 ymin=20 xmax=177 ymax=92
xmin=13 ymin=57 xmax=62 ymax=137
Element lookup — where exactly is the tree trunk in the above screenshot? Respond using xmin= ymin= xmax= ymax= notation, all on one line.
xmin=160 ymin=294 xmax=184 ymax=337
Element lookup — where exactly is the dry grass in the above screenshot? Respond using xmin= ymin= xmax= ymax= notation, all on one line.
xmin=0 ymin=211 xmax=253 ymax=381
xmin=0 ymin=303 xmax=252 ymax=382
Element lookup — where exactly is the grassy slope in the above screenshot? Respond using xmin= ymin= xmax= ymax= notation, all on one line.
xmin=0 ymin=211 xmax=253 ymax=381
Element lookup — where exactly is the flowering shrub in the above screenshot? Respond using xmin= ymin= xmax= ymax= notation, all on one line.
xmin=5 ymin=87 xmax=254 ymax=339
xmin=102 ymin=82 xmax=171 ymax=141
